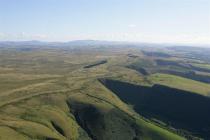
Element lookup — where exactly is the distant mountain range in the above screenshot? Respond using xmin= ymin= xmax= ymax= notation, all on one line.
xmin=0 ymin=40 xmax=209 ymax=48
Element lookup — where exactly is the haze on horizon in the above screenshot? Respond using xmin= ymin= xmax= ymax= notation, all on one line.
xmin=0 ymin=0 xmax=210 ymax=45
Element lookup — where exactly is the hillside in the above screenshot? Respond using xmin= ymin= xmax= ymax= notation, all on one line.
xmin=0 ymin=42 xmax=210 ymax=140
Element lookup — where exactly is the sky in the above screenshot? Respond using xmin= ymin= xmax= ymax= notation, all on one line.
xmin=0 ymin=0 xmax=210 ymax=44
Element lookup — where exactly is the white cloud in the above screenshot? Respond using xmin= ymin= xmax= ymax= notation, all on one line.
xmin=0 ymin=32 xmax=48 ymax=41
xmin=128 ymin=24 xmax=137 ymax=28
xmin=33 ymin=34 xmax=48 ymax=39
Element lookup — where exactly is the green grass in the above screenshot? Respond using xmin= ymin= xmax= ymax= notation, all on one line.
xmin=192 ymin=63 xmax=210 ymax=70
xmin=148 ymin=73 xmax=210 ymax=96
xmin=135 ymin=119 xmax=185 ymax=140
xmin=0 ymin=46 xmax=204 ymax=140
xmin=0 ymin=126 xmax=29 ymax=140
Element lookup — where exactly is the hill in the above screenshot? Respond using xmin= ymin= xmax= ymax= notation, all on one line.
xmin=0 ymin=42 xmax=210 ymax=139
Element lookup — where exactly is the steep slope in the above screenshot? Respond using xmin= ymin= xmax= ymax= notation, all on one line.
xmin=100 ymin=79 xmax=210 ymax=139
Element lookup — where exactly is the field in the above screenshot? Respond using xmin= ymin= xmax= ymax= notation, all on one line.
xmin=0 ymin=41 xmax=210 ymax=140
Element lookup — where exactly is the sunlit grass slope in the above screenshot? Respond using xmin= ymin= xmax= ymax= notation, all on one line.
xmin=148 ymin=73 xmax=210 ymax=96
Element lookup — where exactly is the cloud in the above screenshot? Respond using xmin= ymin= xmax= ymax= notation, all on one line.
xmin=0 ymin=32 xmax=10 ymax=40
xmin=33 ymin=34 xmax=48 ymax=39
xmin=128 ymin=24 xmax=137 ymax=28
xmin=0 ymin=32 xmax=48 ymax=41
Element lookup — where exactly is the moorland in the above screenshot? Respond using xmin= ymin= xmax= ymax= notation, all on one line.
xmin=0 ymin=41 xmax=210 ymax=140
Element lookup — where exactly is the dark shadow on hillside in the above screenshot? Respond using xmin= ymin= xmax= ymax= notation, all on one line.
xmin=66 ymin=100 xmax=142 ymax=140
xmin=126 ymin=66 xmax=149 ymax=75
xmin=84 ymin=60 xmax=107 ymax=69
xmin=142 ymin=51 xmax=171 ymax=58
xmin=155 ymin=59 xmax=210 ymax=83
xmin=51 ymin=121 xmax=65 ymax=137
xmin=99 ymin=79 xmax=210 ymax=139
xmin=158 ymin=70 xmax=210 ymax=83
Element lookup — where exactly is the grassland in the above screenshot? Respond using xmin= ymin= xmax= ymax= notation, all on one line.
xmin=191 ymin=63 xmax=210 ymax=70
xmin=148 ymin=73 xmax=210 ymax=96
xmin=101 ymin=79 xmax=210 ymax=139
xmin=0 ymin=42 xmax=209 ymax=140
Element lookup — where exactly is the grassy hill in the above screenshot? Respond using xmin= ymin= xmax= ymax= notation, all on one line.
xmin=148 ymin=73 xmax=210 ymax=96
xmin=101 ymin=79 xmax=210 ymax=139
xmin=0 ymin=43 xmax=210 ymax=140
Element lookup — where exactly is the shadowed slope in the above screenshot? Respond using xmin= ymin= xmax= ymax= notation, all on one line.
xmin=100 ymin=79 xmax=210 ymax=139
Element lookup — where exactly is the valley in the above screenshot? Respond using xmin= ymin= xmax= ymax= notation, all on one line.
xmin=0 ymin=41 xmax=210 ymax=140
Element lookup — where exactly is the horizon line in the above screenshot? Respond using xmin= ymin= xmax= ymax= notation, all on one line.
xmin=0 ymin=39 xmax=210 ymax=47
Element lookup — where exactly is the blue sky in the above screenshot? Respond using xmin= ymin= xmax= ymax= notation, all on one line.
xmin=0 ymin=0 xmax=210 ymax=44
